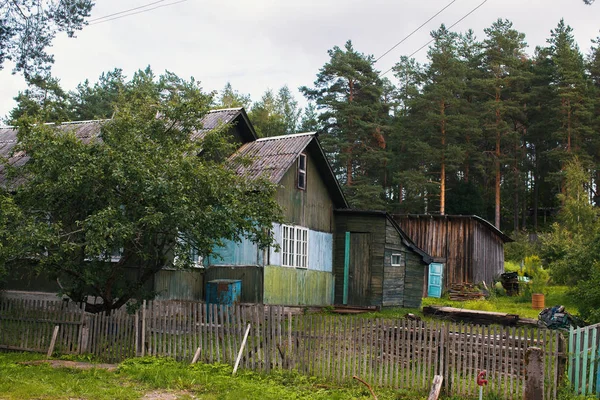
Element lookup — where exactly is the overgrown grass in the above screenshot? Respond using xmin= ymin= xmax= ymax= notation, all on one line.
xmin=0 ymin=352 xmax=431 ymax=399
xmin=422 ymin=285 xmax=578 ymax=320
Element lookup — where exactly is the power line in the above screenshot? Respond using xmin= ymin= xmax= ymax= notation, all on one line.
xmin=89 ymin=0 xmax=189 ymax=26
xmin=375 ymin=0 xmax=457 ymax=63
xmin=379 ymin=0 xmax=489 ymax=77
xmin=89 ymin=0 xmax=168 ymax=23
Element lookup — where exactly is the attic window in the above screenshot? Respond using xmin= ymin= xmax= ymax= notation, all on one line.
xmin=297 ymin=153 xmax=307 ymax=190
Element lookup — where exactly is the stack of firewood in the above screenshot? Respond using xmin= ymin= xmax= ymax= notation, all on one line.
xmin=448 ymin=283 xmax=485 ymax=301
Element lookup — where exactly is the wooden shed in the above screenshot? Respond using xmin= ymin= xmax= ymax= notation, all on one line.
xmin=333 ymin=210 xmax=432 ymax=308
xmin=392 ymin=215 xmax=513 ymax=297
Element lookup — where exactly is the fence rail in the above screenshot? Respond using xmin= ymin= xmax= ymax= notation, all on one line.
xmin=0 ymin=297 xmax=564 ymax=399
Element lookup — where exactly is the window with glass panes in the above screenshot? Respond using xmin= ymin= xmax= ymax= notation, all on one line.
xmin=282 ymin=224 xmax=308 ymax=268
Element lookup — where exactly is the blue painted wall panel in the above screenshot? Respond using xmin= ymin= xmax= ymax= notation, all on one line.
xmin=208 ymin=237 xmax=261 ymax=266
xmin=269 ymin=224 xmax=282 ymax=266
xmin=308 ymin=230 xmax=333 ymax=272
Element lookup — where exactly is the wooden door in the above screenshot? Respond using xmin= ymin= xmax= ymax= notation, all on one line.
xmin=348 ymin=233 xmax=371 ymax=306
xmin=427 ymin=262 xmax=444 ymax=298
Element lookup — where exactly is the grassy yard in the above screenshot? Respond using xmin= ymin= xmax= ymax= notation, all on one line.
xmin=0 ymin=352 xmax=428 ymax=400
xmin=355 ymin=286 xmax=579 ymax=322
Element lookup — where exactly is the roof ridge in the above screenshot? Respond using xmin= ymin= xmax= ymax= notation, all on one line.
xmin=208 ymin=107 xmax=243 ymax=112
xmin=255 ymin=132 xmax=315 ymax=142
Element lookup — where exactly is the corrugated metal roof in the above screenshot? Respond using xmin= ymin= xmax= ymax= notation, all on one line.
xmin=190 ymin=108 xmax=243 ymax=140
xmin=231 ymin=133 xmax=315 ymax=184
xmin=0 ymin=109 xmax=246 ymax=186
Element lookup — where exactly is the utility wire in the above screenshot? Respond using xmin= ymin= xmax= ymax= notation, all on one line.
xmin=379 ymin=0 xmax=489 ymax=77
xmin=89 ymin=0 xmax=189 ymax=26
xmin=89 ymin=0 xmax=168 ymax=23
xmin=375 ymin=0 xmax=457 ymax=63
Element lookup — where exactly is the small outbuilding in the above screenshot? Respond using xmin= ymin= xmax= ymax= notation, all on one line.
xmin=333 ymin=210 xmax=432 ymax=308
xmin=392 ymin=214 xmax=513 ymax=297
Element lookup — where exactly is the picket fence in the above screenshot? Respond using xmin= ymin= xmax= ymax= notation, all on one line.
xmin=569 ymin=322 xmax=600 ymax=396
xmin=0 ymin=297 xmax=565 ymax=399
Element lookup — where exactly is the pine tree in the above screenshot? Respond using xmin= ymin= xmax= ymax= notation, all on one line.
xmin=479 ymin=19 xmax=530 ymax=229
xmin=301 ymin=40 xmax=387 ymax=209
xmin=216 ymin=82 xmax=252 ymax=109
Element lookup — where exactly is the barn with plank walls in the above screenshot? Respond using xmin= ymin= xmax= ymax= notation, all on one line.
xmin=393 ymin=214 xmax=513 ymax=297
xmin=333 ymin=210 xmax=432 ymax=308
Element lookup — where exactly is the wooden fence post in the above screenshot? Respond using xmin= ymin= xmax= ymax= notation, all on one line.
xmin=47 ymin=325 xmax=60 ymax=358
xmin=524 ymin=347 xmax=544 ymax=400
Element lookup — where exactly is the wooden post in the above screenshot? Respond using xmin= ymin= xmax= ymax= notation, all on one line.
xmin=233 ymin=324 xmax=251 ymax=375
xmin=427 ymin=375 xmax=443 ymax=400
xmin=524 ymin=347 xmax=544 ymax=400
xmin=47 ymin=325 xmax=60 ymax=358
xmin=191 ymin=346 xmax=202 ymax=364
xmin=141 ymin=300 xmax=146 ymax=357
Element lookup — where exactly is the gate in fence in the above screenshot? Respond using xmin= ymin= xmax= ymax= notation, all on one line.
xmin=0 ymin=297 xmax=566 ymax=399
xmin=569 ymin=323 xmax=600 ymax=396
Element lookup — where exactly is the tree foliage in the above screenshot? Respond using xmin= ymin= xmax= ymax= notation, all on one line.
xmin=1 ymin=0 xmax=94 ymax=77
xmin=2 ymin=69 xmax=282 ymax=314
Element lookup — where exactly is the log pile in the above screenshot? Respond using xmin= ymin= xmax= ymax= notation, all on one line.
xmin=448 ymin=283 xmax=485 ymax=301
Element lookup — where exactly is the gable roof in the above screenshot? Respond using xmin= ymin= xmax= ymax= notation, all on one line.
xmin=334 ymin=209 xmax=433 ymax=264
xmin=231 ymin=132 xmax=348 ymax=208
xmin=393 ymin=214 xmax=514 ymax=243
xmin=0 ymin=109 xmax=256 ymax=186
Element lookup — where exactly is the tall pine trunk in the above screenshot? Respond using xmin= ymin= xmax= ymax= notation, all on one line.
xmin=440 ymin=99 xmax=446 ymax=215
xmin=495 ymin=90 xmax=501 ymax=228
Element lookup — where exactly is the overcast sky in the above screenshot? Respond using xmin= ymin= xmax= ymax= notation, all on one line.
xmin=0 ymin=0 xmax=599 ymax=120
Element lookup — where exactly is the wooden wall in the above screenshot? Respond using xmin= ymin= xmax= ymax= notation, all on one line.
xmin=276 ymin=151 xmax=334 ymax=233
xmin=334 ymin=212 xmax=426 ymax=308
xmin=154 ymin=269 xmax=204 ymax=301
xmin=203 ymin=266 xmax=263 ymax=304
xmin=263 ymin=266 xmax=334 ymax=306
xmin=393 ymin=215 xmax=506 ymax=293
xmin=333 ymin=213 xmax=385 ymax=306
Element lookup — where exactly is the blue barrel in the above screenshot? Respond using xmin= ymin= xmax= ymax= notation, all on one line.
xmin=205 ymin=279 xmax=242 ymax=305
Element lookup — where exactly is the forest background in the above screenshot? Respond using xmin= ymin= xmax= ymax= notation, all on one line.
xmin=4 ymin=15 xmax=600 ymax=321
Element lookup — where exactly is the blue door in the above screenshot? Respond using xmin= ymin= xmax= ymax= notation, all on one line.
xmin=427 ymin=263 xmax=444 ymax=298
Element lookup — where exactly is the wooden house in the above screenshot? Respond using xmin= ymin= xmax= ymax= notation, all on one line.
xmin=0 ymin=109 xmax=350 ymax=307
xmin=202 ymin=132 xmax=348 ymax=306
xmin=392 ymin=214 xmax=513 ymax=297
xmin=333 ymin=210 xmax=432 ymax=308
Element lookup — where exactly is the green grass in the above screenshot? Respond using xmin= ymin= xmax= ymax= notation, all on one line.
xmin=421 ymin=285 xmax=579 ymax=320
xmin=0 ymin=352 xmax=431 ymax=399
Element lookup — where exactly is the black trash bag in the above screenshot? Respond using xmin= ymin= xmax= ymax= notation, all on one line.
xmin=538 ymin=305 xmax=585 ymax=330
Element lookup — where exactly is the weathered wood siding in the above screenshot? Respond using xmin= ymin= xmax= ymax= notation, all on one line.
xmin=154 ymin=269 xmax=204 ymax=301
xmin=276 ymin=151 xmax=334 ymax=233
xmin=203 ymin=265 xmax=263 ymax=303
xmin=263 ymin=266 xmax=333 ymax=306
xmin=383 ymin=219 xmax=425 ymax=308
xmin=393 ymin=215 xmax=506 ymax=294
xmin=333 ymin=213 xmax=386 ymax=306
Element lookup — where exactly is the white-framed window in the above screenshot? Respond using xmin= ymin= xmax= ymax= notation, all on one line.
xmin=391 ymin=253 xmax=404 ymax=266
xmin=282 ymin=224 xmax=308 ymax=268
xmin=297 ymin=153 xmax=307 ymax=190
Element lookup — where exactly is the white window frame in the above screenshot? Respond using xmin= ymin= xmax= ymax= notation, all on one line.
xmin=391 ymin=253 xmax=404 ymax=266
xmin=282 ymin=224 xmax=308 ymax=268
xmin=297 ymin=153 xmax=307 ymax=190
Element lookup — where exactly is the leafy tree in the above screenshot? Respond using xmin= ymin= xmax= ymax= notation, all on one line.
xmin=275 ymin=85 xmax=301 ymax=135
xmin=1 ymin=0 xmax=94 ymax=78
xmin=541 ymin=158 xmax=597 ymax=284
xmin=8 ymin=74 xmax=71 ymax=123
xmin=215 ymin=82 xmax=251 ymax=109
xmin=249 ymin=89 xmax=286 ymax=137
xmin=301 ymin=40 xmax=387 ymax=209
xmin=3 ymin=70 xmax=282 ymax=314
